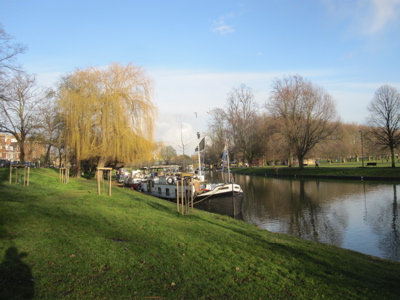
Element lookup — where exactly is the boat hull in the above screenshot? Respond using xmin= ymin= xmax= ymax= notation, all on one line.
xmin=194 ymin=194 xmax=243 ymax=218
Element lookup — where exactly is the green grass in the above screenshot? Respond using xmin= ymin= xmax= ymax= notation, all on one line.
xmin=1 ymin=168 xmax=400 ymax=299
xmin=233 ymin=161 xmax=400 ymax=179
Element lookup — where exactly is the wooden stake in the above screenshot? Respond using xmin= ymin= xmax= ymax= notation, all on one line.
xmin=176 ymin=179 xmax=179 ymax=212
xmin=181 ymin=177 xmax=184 ymax=215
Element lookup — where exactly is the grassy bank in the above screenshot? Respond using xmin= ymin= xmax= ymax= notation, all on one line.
xmin=1 ymin=168 xmax=400 ymax=299
xmin=232 ymin=161 xmax=400 ymax=180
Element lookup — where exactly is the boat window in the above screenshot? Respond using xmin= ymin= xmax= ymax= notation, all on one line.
xmin=166 ymin=188 xmax=169 ymax=196
xmin=158 ymin=187 xmax=161 ymax=194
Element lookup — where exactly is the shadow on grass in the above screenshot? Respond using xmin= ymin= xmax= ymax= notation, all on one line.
xmin=0 ymin=247 xmax=34 ymax=299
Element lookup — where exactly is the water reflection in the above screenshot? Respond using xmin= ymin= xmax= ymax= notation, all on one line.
xmin=205 ymin=171 xmax=400 ymax=262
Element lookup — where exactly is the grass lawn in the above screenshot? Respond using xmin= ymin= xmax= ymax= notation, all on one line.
xmin=232 ymin=160 xmax=400 ymax=180
xmin=1 ymin=168 xmax=400 ymax=299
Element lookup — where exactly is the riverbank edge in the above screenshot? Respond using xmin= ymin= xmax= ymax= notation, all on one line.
xmin=234 ymin=172 xmax=400 ymax=181
xmin=231 ymin=167 xmax=400 ymax=182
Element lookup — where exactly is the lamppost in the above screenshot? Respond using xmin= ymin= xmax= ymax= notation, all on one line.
xmin=359 ymin=129 xmax=364 ymax=168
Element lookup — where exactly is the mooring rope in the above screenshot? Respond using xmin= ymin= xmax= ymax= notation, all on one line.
xmin=193 ymin=184 xmax=225 ymax=205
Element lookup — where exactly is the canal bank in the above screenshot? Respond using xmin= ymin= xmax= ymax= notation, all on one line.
xmin=231 ymin=166 xmax=400 ymax=181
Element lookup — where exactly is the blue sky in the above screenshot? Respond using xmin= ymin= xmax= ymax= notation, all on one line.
xmin=1 ymin=0 xmax=399 ymax=153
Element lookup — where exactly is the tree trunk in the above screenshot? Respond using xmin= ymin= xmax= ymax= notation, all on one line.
xmin=46 ymin=145 xmax=52 ymax=165
xmin=96 ymin=157 xmax=108 ymax=180
xmin=288 ymin=153 xmax=293 ymax=167
xmin=298 ymin=155 xmax=304 ymax=169
xmin=391 ymin=147 xmax=396 ymax=168
xmin=75 ymin=161 xmax=81 ymax=178
xmin=18 ymin=137 xmax=26 ymax=164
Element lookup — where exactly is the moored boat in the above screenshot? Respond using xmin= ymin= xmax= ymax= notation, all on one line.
xmin=193 ymin=182 xmax=243 ymax=200
xmin=140 ymin=166 xmax=196 ymax=200
xmin=124 ymin=170 xmax=146 ymax=191
xmin=139 ymin=166 xmax=243 ymax=202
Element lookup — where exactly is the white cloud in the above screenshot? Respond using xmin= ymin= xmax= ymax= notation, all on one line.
xmin=212 ymin=23 xmax=235 ymax=35
xmin=323 ymin=0 xmax=400 ymax=35
xmin=211 ymin=12 xmax=236 ymax=34
xmin=368 ymin=0 xmax=400 ymax=34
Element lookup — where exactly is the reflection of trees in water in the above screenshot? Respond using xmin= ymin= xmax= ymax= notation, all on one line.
xmin=366 ymin=184 xmax=400 ymax=261
xmin=215 ymin=173 xmax=400 ymax=260
xmin=284 ymin=180 xmax=347 ymax=246
xmin=238 ymin=176 xmax=354 ymax=247
xmin=217 ymin=175 xmax=400 ymax=261
xmin=0 ymin=247 xmax=34 ymax=299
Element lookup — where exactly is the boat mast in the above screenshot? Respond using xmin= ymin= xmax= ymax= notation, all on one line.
xmin=195 ymin=112 xmax=201 ymax=177
xmin=226 ymin=139 xmax=231 ymax=182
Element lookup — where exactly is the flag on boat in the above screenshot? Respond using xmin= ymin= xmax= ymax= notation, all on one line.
xmin=195 ymin=137 xmax=205 ymax=152
xmin=199 ymin=137 xmax=205 ymax=151
xmin=221 ymin=143 xmax=227 ymax=171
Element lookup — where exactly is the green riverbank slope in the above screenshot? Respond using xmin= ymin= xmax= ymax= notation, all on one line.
xmin=232 ymin=163 xmax=400 ymax=181
xmin=1 ymin=168 xmax=400 ymax=299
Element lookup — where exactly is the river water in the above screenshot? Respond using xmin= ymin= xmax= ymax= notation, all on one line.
xmin=204 ymin=171 xmax=400 ymax=262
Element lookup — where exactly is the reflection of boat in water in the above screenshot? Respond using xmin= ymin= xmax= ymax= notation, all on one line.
xmin=194 ymin=193 xmax=243 ymax=219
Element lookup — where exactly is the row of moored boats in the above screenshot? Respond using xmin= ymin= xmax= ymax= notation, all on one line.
xmin=118 ymin=166 xmax=243 ymax=202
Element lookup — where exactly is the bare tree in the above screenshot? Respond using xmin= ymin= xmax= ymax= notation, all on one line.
xmin=258 ymin=113 xmax=284 ymax=166
xmin=0 ymin=72 xmax=45 ymax=163
xmin=225 ymin=84 xmax=263 ymax=165
xmin=175 ymin=115 xmax=193 ymax=169
xmin=0 ymin=24 xmax=26 ymax=94
xmin=0 ymin=25 xmax=26 ymax=68
xmin=31 ymin=90 xmax=63 ymax=166
xmin=366 ymin=85 xmax=400 ymax=167
xmin=206 ymin=108 xmax=228 ymax=165
xmin=267 ymin=75 xmax=339 ymax=169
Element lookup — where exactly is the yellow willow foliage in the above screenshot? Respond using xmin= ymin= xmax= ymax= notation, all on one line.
xmin=58 ymin=63 xmax=157 ymax=165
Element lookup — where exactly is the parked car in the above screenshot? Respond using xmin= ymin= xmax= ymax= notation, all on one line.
xmin=24 ymin=161 xmax=35 ymax=168
xmin=0 ymin=159 xmax=10 ymax=167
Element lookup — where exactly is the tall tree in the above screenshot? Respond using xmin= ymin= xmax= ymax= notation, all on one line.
xmin=366 ymin=85 xmax=400 ymax=167
xmin=58 ymin=63 xmax=157 ymax=176
xmin=258 ymin=113 xmax=284 ymax=166
xmin=267 ymin=75 xmax=339 ymax=169
xmin=0 ymin=72 xmax=45 ymax=163
xmin=157 ymin=142 xmax=177 ymax=165
xmin=225 ymin=84 xmax=263 ymax=165
xmin=206 ymin=108 xmax=228 ymax=165
xmin=175 ymin=115 xmax=192 ymax=164
xmin=32 ymin=90 xmax=63 ymax=166
xmin=0 ymin=24 xmax=26 ymax=82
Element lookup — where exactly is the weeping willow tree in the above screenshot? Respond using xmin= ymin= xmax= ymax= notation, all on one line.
xmin=58 ymin=63 xmax=157 ymax=176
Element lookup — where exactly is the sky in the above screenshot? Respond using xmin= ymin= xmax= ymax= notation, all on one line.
xmin=1 ymin=0 xmax=400 ymax=154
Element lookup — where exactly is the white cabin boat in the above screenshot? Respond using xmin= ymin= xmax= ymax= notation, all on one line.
xmin=123 ymin=170 xmax=146 ymax=191
xmin=139 ymin=169 xmax=243 ymax=201
xmin=140 ymin=171 xmax=195 ymax=200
